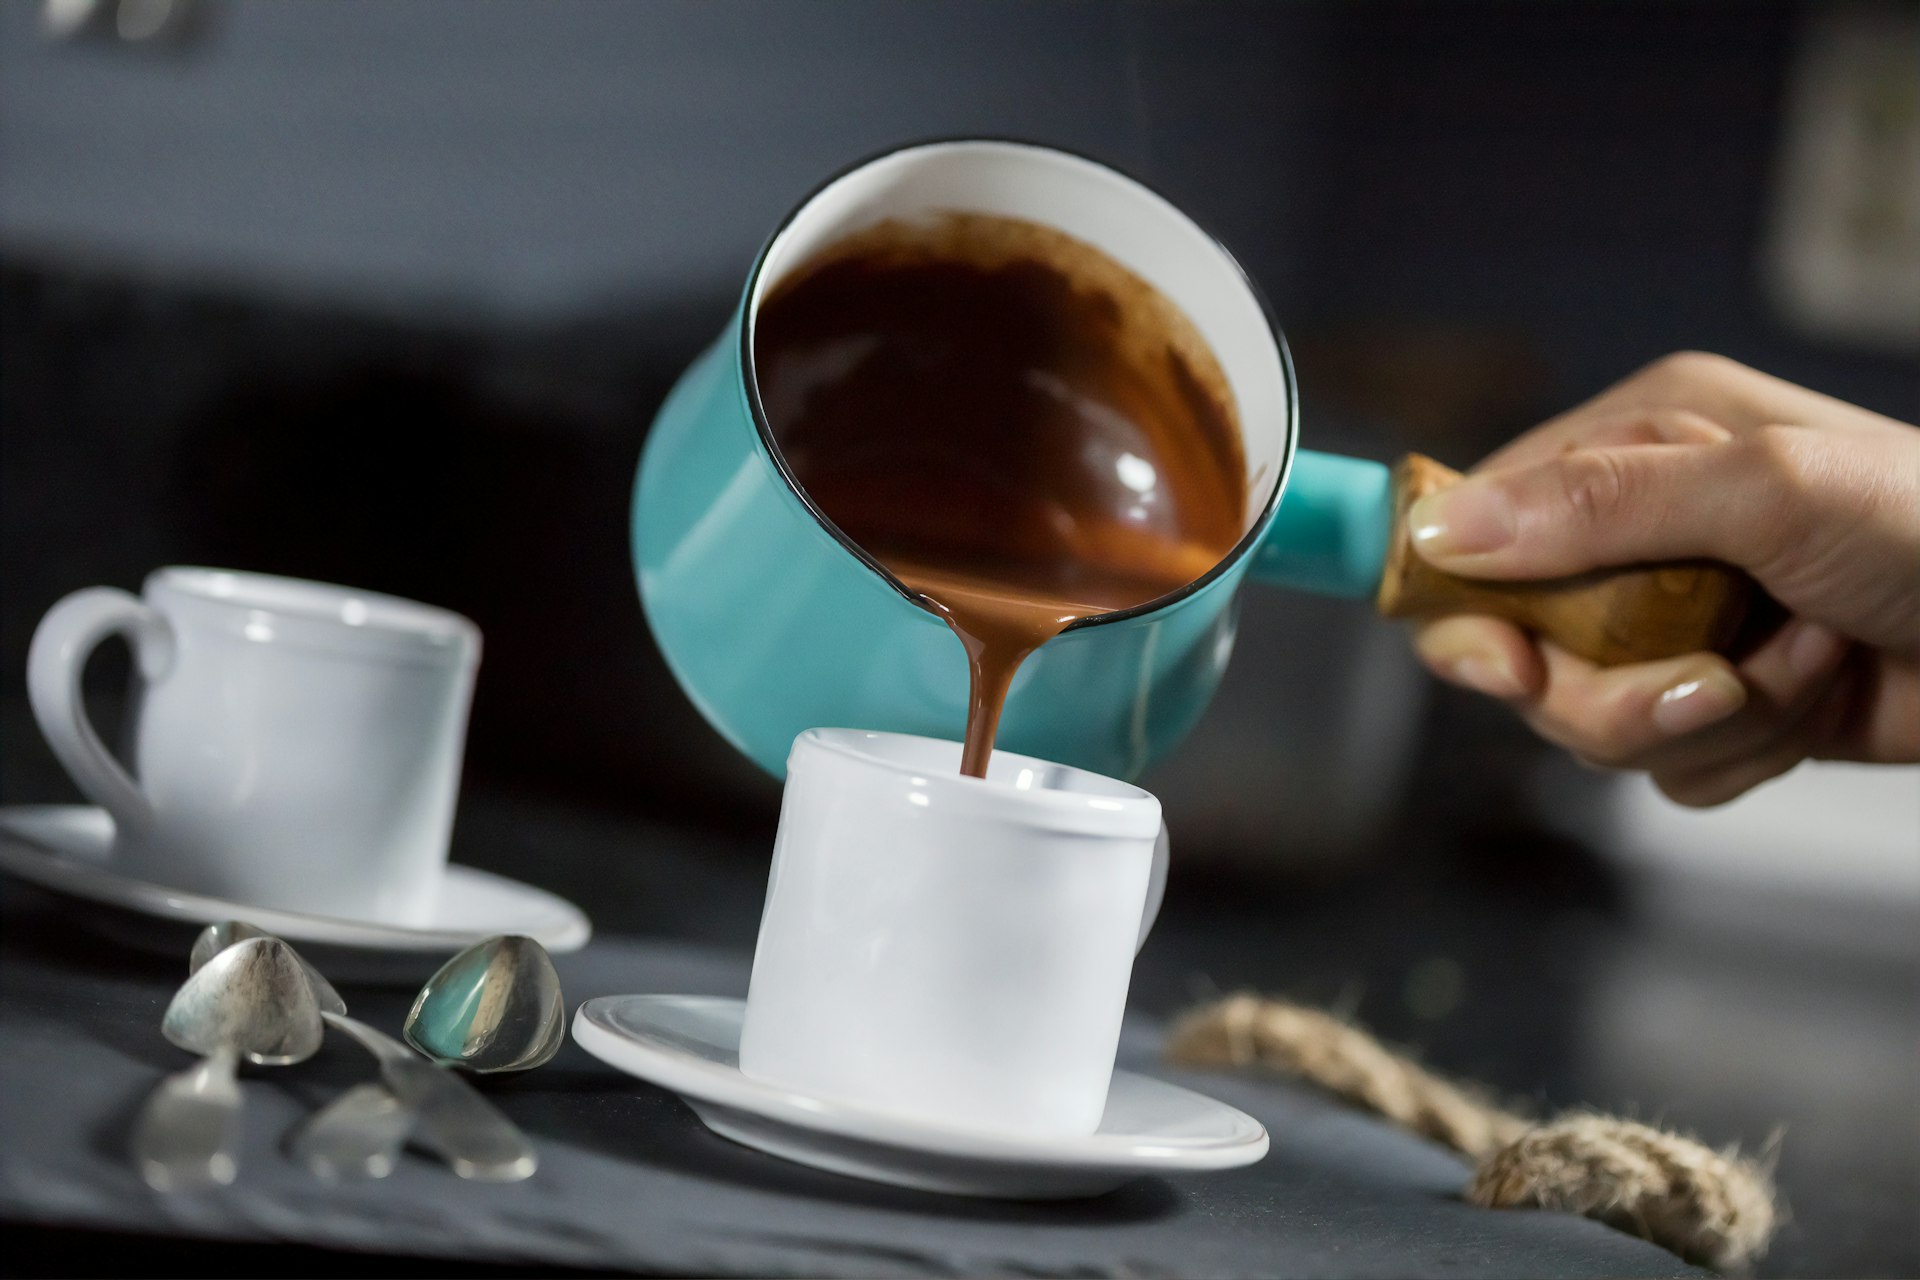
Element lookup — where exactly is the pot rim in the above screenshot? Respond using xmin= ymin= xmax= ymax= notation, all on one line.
xmin=736 ymin=136 xmax=1299 ymax=631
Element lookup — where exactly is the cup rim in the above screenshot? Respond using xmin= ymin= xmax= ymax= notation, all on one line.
xmin=737 ymin=136 xmax=1299 ymax=633
xmin=148 ymin=567 xmax=480 ymax=661
xmin=792 ymin=728 xmax=1161 ymax=837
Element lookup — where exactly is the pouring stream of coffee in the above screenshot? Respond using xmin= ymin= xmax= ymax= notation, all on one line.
xmin=758 ymin=213 xmax=1246 ymax=777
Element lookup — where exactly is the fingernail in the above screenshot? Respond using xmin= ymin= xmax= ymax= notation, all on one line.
xmin=1652 ymin=670 xmax=1746 ymax=736
xmin=1450 ymin=653 xmax=1526 ymax=699
xmin=1409 ymin=484 xmax=1516 ymax=559
xmin=1786 ymin=621 xmax=1846 ymax=678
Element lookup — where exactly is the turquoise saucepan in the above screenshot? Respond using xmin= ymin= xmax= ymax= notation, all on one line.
xmin=632 ymin=140 xmax=1746 ymax=779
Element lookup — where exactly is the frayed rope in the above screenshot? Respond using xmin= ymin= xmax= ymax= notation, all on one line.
xmin=1166 ymin=993 xmax=1776 ymax=1272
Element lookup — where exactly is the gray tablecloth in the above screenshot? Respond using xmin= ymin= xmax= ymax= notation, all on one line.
xmin=0 ymin=884 xmax=1700 ymax=1279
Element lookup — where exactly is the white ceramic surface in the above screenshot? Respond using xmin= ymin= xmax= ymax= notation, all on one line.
xmin=0 ymin=805 xmax=590 ymax=954
xmin=27 ymin=568 xmax=479 ymax=924
xmin=740 ymin=729 xmax=1167 ymax=1139
xmin=574 ymin=994 xmax=1267 ymax=1199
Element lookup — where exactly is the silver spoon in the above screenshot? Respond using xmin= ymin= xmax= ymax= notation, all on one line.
xmin=189 ymin=922 xmax=537 ymax=1182
xmin=190 ymin=920 xmax=335 ymax=1004
xmin=292 ymin=1082 xmax=413 ymax=1180
xmin=132 ymin=936 xmax=324 ymax=1190
xmin=296 ymin=934 xmax=563 ymax=1179
xmin=404 ymin=935 xmax=565 ymax=1073
xmin=188 ymin=922 xmax=401 ymax=1180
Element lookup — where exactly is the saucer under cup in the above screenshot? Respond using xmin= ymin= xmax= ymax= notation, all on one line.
xmin=0 ymin=804 xmax=590 ymax=965
xmin=575 ymin=994 xmax=1266 ymax=1199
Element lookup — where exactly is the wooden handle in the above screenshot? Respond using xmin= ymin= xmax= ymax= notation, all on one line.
xmin=1376 ymin=454 xmax=1753 ymax=666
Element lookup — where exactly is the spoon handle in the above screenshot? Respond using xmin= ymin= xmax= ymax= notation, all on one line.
xmin=130 ymin=1048 xmax=242 ymax=1190
xmin=321 ymin=1011 xmax=537 ymax=1181
xmin=290 ymin=1083 xmax=413 ymax=1181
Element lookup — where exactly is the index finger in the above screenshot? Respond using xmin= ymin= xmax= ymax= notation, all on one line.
xmin=1476 ymin=408 xmax=1733 ymax=474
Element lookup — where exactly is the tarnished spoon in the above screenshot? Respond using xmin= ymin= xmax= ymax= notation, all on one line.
xmin=190 ymin=920 xmax=334 ymax=1004
xmin=292 ymin=1082 xmax=413 ymax=1180
xmin=132 ymin=936 xmax=324 ymax=1190
xmin=187 ymin=922 xmax=402 ymax=1180
xmin=295 ymin=934 xmax=563 ymax=1180
xmin=189 ymin=922 xmax=537 ymax=1182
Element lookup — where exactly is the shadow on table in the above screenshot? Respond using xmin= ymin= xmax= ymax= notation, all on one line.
xmin=521 ymin=1066 xmax=1184 ymax=1227
xmin=0 ymin=895 xmax=183 ymax=987
xmin=4 ymin=1224 xmax=630 ymax=1279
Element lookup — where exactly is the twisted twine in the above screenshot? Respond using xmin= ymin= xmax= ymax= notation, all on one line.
xmin=1166 ymin=993 xmax=1777 ymax=1273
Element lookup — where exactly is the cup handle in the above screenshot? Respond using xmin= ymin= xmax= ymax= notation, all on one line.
xmin=27 ymin=587 xmax=172 ymax=834
xmin=1136 ymin=823 xmax=1170 ymax=953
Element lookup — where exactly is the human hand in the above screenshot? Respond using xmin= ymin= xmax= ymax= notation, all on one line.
xmin=1408 ymin=352 xmax=1920 ymax=805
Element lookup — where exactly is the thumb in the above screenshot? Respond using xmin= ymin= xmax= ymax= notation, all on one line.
xmin=1407 ymin=440 xmax=1765 ymax=580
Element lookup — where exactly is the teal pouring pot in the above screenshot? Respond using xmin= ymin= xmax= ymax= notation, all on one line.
xmin=632 ymin=140 xmax=1745 ymax=780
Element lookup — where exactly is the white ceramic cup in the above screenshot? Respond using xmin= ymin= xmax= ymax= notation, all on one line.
xmin=738 ymin=728 xmax=1170 ymax=1137
xmin=27 ymin=567 xmax=480 ymax=924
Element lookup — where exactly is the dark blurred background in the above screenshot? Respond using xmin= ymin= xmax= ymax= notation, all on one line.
xmin=2 ymin=2 xmax=1915 ymax=1274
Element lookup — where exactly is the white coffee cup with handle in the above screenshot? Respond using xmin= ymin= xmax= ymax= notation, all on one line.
xmin=739 ymin=727 xmax=1170 ymax=1138
xmin=27 ymin=567 xmax=480 ymax=925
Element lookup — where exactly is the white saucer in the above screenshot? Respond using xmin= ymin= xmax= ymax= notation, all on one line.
xmin=572 ymin=994 xmax=1269 ymax=1199
xmin=0 ymin=805 xmax=592 ymax=954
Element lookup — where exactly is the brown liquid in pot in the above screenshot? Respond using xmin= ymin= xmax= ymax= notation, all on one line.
xmin=756 ymin=213 xmax=1246 ymax=777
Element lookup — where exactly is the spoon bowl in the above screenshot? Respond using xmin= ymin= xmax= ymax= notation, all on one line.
xmin=190 ymin=921 xmax=346 ymax=1016
xmin=192 ymin=920 xmax=538 ymax=1181
xmin=188 ymin=919 xmax=266 ymax=972
xmin=163 ymin=936 xmax=325 ymax=1064
xmin=404 ymin=935 xmax=565 ymax=1073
